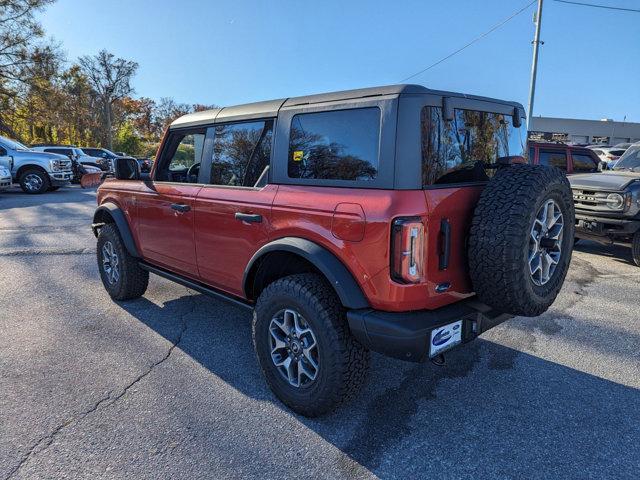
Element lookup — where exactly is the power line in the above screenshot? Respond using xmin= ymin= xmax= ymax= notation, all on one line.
xmin=399 ymin=0 xmax=536 ymax=83
xmin=553 ymin=0 xmax=640 ymax=13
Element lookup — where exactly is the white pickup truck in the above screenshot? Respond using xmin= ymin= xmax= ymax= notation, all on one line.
xmin=0 ymin=135 xmax=73 ymax=193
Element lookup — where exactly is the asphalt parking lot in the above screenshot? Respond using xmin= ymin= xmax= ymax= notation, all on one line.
xmin=1 ymin=185 xmax=639 ymax=480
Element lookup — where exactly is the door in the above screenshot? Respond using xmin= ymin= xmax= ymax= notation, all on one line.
xmin=194 ymin=119 xmax=276 ymax=296
xmin=137 ymin=127 xmax=209 ymax=277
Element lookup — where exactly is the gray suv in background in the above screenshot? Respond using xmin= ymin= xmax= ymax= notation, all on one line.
xmin=571 ymin=142 xmax=640 ymax=266
xmin=0 ymin=135 xmax=73 ymax=193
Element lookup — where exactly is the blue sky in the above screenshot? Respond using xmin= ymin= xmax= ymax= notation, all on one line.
xmin=40 ymin=0 xmax=640 ymax=121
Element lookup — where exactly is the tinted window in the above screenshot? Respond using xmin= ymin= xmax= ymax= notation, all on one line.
xmin=572 ymin=153 xmax=597 ymax=173
xmin=84 ymin=148 xmax=109 ymax=158
xmin=421 ymin=107 xmax=526 ymax=186
xmin=287 ymin=108 xmax=379 ymax=181
xmin=210 ymin=120 xmax=273 ymax=187
xmin=538 ymin=150 xmax=567 ymax=170
xmin=45 ymin=148 xmax=73 ymax=157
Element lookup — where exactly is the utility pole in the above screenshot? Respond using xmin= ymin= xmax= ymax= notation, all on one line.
xmin=527 ymin=0 xmax=544 ymax=130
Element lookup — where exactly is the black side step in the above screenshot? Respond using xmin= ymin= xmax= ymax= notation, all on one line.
xmin=138 ymin=262 xmax=253 ymax=311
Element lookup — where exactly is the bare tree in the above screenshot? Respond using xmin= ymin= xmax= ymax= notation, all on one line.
xmin=78 ymin=50 xmax=138 ymax=149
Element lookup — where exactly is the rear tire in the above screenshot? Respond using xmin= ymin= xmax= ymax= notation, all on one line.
xmin=19 ymin=169 xmax=50 ymax=194
xmin=97 ymin=223 xmax=148 ymax=300
xmin=253 ymin=273 xmax=369 ymax=417
xmin=632 ymin=231 xmax=640 ymax=267
xmin=468 ymin=165 xmax=575 ymax=317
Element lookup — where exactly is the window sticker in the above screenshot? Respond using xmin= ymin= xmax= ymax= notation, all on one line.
xmin=293 ymin=150 xmax=304 ymax=162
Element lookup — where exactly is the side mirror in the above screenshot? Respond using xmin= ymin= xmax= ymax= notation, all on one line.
xmin=115 ymin=157 xmax=141 ymax=180
xmin=512 ymin=107 xmax=523 ymax=128
xmin=442 ymin=97 xmax=454 ymax=122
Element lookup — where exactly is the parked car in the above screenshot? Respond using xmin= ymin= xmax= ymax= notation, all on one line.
xmin=0 ymin=135 xmax=73 ymax=193
xmin=571 ymin=142 xmax=640 ymax=266
xmin=31 ymin=145 xmax=104 ymax=183
xmin=81 ymin=147 xmax=133 ymax=173
xmin=529 ymin=142 xmax=603 ymax=174
xmin=587 ymin=146 xmax=627 ymax=165
xmin=92 ymin=84 xmax=574 ymax=416
xmin=0 ymin=165 xmax=11 ymax=190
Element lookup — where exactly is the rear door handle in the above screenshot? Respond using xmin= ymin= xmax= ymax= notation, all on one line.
xmin=170 ymin=203 xmax=191 ymax=213
xmin=235 ymin=212 xmax=262 ymax=224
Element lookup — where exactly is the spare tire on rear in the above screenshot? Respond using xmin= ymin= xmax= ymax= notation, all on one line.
xmin=468 ymin=164 xmax=575 ymax=317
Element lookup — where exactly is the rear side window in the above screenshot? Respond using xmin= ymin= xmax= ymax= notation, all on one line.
xmin=210 ymin=120 xmax=273 ymax=187
xmin=287 ymin=108 xmax=379 ymax=181
xmin=421 ymin=107 xmax=526 ymax=186
xmin=572 ymin=153 xmax=598 ymax=173
xmin=538 ymin=150 xmax=567 ymax=170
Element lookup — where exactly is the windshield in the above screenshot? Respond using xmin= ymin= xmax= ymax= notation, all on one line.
xmin=613 ymin=146 xmax=640 ymax=171
xmin=0 ymin=136 xmax=30 ymax=151
xmin=421 ymin=107 xmax=526 ymax=186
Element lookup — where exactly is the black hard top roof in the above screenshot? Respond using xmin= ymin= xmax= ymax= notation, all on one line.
xmin=171 ymin=84 xmax=524 ymax=129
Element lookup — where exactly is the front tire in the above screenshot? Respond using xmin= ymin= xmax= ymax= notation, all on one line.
xmin=19 ymin=169 xmax=50 ymax=194
xmin=97 ymin=223 xmax=149 ymax=300
xmin=253 ymin=273 xmax=370 ymax=417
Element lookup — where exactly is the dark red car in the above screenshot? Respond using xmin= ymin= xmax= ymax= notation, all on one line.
xmin=529 ymin=142 xmax=603 ymax=174
xmin=92 ymin=85 xmax=574 ymax=416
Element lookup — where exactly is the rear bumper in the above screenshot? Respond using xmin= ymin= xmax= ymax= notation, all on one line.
xmin=347 ymin=298 xmax=512 ymax=362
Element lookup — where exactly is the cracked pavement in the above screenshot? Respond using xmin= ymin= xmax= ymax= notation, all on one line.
xmin=1 ymin=186 xmax=639 ymax=479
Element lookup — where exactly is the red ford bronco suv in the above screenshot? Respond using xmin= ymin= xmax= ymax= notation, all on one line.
xmin=93 ymin=85 xmax=574 ymax=416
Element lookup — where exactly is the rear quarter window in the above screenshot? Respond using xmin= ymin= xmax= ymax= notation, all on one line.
xmin=287 ymin=108 xmax=380 ymax=181
xmin=538 ymin=150 xmax=567 ymax=170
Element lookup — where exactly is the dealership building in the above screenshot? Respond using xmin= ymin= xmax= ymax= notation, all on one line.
xmin=528 ymin=117 xmax=640 ymax=146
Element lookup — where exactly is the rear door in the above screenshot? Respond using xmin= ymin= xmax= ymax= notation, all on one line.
xmin=136 ymin=127 xmax=208 ymax=277
xmin=194 ymin=119 xmax=276 ymax=296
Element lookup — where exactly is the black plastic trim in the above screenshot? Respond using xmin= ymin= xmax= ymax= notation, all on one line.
xmin=243 ymin=237 xmax=369 ymax=309
xmin=93 ymin=203 xmax=140 ymax=257
xmin=347 ymin=298 xmax=512 ymax=362
xmin=139 ymin=262 xmax=252 ymax=310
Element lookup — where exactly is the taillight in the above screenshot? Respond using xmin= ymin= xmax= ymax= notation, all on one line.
xmin=391 ymin=217 xmax=424 ymax=284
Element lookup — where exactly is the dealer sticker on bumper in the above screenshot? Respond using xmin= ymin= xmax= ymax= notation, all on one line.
xmin=429 ymin=320 xmax=463 ymax=357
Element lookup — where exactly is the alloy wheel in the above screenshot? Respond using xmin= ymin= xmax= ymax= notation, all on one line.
xmin=101 ymin=241 xmax=120 ymax=285
xmin=528 ymin=199 xmax=564 ymax=286
xmin=24 ymin=173 xmax=43 ymax=192
xmin=269 ymin=309 xmax=319 ymax=388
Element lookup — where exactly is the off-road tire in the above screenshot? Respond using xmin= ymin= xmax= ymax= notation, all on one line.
xmin=468 ymin=165 xmax=575 ymax=317
xmin=253 ymin=273 xmax=370 ymax=417
xmin=97 ymin=223 xmax=148 ymax=300
xmin=632 ymin=231 xmax=640 ymax=267
xmin=19 ymin=169 xmax=50 ymax=194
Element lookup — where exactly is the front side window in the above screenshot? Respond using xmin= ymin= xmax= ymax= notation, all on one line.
xmin=287 ymin=108 xmax=380 ymax=181
xmin=156 ymin=128 xmax=206 ymax=182
xmin=572 ymin=153 xmax=598 ymax=173
xmin=539 ymin=150 xmax=567 ymax=170
xmin=421 ymin=107 xmax=526 ymax=186
xmin=210 ymin=120 xmax=273 ymax=187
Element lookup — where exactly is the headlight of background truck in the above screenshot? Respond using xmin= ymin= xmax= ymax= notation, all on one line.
xmin=605 ymin=192 xmax=631 ymax=211
xmin=49 ymin=159 xmax=64 ymax=171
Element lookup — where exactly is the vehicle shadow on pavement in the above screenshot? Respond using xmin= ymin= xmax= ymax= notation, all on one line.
xmin=574 ymin=240 xmax=636 ymax=267
xmin=118 ymin=291 xmax=640 ymax=479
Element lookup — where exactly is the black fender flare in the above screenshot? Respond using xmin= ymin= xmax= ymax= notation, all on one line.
xmin=243 ymin=237 xmax=369 ymax=310
xmin=92 ymin=203 xmax=140 ymax=258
